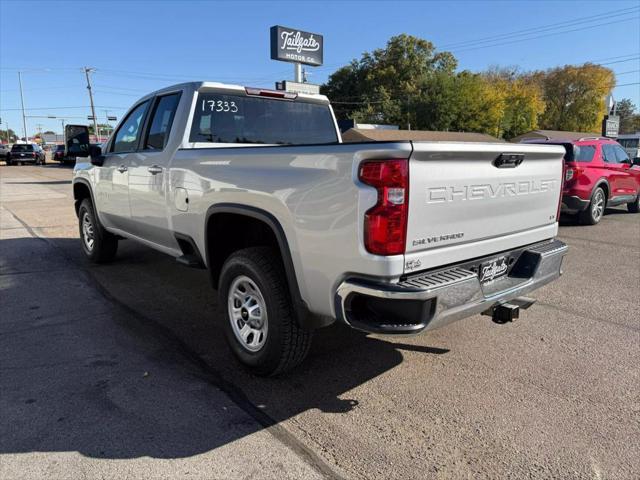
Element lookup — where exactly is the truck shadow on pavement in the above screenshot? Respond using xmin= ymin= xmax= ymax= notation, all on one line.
xmin=0 ymin=236 xmax=449 ymax=461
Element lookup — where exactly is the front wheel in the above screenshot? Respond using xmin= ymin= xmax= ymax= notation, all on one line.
xmin=219 ymin=247 xmax=312 ymax=376
xmin=78 ymin=199 xmax=118 ymax=263
xmin=627 ymin=194 xmax=640 ymax=213
xmin=579 ymin=187 xmax=606 ymax=225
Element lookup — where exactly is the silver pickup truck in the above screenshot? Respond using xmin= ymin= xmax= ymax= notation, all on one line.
xmin=70 ymin=81 xmax=567 ymax=375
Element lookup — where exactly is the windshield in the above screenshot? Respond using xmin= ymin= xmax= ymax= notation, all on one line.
xmin=12 ymin=144 xmax=34 ymax=152
xmin=190 ymin=92 xmax=338 ymax=145
xmin=55 ymin=145 xmax=65 ymax=151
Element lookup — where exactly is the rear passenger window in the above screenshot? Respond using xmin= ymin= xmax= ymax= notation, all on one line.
xmin=602 ymin=144 xmax=618 ymax=163
xmin=145 ymin=93 xmax=181 ymax=150
xmin=573 ymin=145 xmax=595 ymax=162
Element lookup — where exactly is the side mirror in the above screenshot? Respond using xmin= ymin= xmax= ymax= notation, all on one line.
xmin=64 ymin=124 xmax=90 ymax=158
xmin=90 ymin=144 xmax=104 ymax=166
xmin=632 ymin=157 xmax=640 ymax=167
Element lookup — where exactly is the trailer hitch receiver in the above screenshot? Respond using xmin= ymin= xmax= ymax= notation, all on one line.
xmin=482 ymin=297 xmax=536 ymax=324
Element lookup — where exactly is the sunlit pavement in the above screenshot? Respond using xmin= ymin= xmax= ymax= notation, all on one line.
xmin=1 ymin=164 xmax=639 ymax=479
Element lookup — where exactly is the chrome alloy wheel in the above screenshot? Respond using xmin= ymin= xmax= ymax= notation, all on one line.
xmin=592 ymin=189 xmax=605 ymax=222
xmin=228 ymin=275 xmax=268 ymax=352
xmin=81 ymin=211 xmax=95 ymax=251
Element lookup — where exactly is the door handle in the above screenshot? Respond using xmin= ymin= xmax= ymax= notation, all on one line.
xmin=148 ymin=165 xmax=163 ymax=175
xmin=117 ymin=165 xmax=128 ymax=173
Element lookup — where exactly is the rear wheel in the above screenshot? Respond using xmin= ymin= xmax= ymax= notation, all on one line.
xmin=219 ymin=247 xmax=312 ymax=376
xmin=78 ymin=199 xmax=118 ymax=263
xmin=579 ymin=187 xmax=606 ymax=225
xmin=628 ymin=194 xmax=640 ymax=213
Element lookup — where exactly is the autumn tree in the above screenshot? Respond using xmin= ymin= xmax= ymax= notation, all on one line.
xmin=481 ymin=67 xmax=545 ymax=139
xmin=535 ymin=63 xmax=615 ymax=133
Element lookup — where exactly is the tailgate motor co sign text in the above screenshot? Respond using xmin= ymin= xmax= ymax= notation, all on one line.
xmin=270 ymin=25 xmax=323 ymax=66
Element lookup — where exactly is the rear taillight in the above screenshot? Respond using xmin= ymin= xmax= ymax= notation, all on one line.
xmin=359 ymin=159 xmax=409 ymax=256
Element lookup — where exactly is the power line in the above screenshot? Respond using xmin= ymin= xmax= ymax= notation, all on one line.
xmin=440 ymin=6 xmax=639 ymax=49
xmin=616 ymin=82 xmax=640 ymax=87
xmin=94 ymin=90 xmax=143 ymax=97
xmin=0 ymin=106 xmax=128 ymax=111
xmin=598 ymin=57 xmax=640 ymax=66
xmin=590 ymin=53 xmax=640 ymax=62
xmin=451 ymin=17 xmax=640 ymax=53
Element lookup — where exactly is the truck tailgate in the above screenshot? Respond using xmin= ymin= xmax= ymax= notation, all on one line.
xmin=404 ymin=142 xmax=565 ymax=272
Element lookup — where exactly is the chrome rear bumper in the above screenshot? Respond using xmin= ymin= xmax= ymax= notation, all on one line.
xmin=334 ymin=239 xmax=568 ymax=335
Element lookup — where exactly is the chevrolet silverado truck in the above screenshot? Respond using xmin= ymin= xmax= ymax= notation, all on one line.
xmin=69 ymin=82 xmax=568 ymax=375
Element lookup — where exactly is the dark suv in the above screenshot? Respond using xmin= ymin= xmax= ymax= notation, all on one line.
xmin=7 ymin=143 xmax=45 ymax=166
xmin=521 ymin=137 xmax=640 ymax=224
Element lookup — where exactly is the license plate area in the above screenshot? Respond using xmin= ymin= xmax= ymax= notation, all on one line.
xmin=478 ymin=256 xmax=509 ymax=284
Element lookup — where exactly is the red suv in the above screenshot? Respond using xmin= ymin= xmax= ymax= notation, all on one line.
xmin=522 ymin=137 xmax=640 ymax=224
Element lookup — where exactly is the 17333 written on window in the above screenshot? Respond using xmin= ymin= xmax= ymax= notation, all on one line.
xmin=190 ymin=93 xmax=337 ymax=145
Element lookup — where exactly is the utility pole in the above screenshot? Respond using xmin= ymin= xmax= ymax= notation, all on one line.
xmin=18 ymin=72 xmax=28 ymax=142
xmin=83 ymin=67 xmax=99 ymax=142
xmin=60 ymin=119 xmax=65 ymax=144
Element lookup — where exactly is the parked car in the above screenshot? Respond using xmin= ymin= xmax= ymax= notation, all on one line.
xmin=0 ymin=144 xmax=10 ymax=160
xmin=70 ymin=82 xmax=568 ymax=375
xmin=53 ymin=144 xmax=66 ymax=163
xmin=521 ymin=137 xmax=640 ymax=224
xmin=6 ymin=143 xmax=45 ymax=165
xmin=35 ymin=144 xmax=46 ymax=164
xmin=617 ymin=132 xmax=640 ymax=161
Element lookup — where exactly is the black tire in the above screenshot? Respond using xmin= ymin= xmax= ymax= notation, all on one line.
xmin=78 ymin=198 xmax=118 ymax=263
xmin=627 ymin=194 xmax=640 ymax=213
xmin=578 ymin=187 xmax=606 ymax=225
xmin=219 ymin=246 xmax=312 ymax=376
xmin=6 ymin=160 xmax=12 ymax=166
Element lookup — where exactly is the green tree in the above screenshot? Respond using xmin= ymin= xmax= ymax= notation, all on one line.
xmin=322 ymin=34 xmax=457 ymax=128
xmin=535 ymin=63 xmax=615 ymax=132
xmin=0 ymin=128 xmax=17 ymax=143
xmin=616 ymin=98 xmax=640 ymax=134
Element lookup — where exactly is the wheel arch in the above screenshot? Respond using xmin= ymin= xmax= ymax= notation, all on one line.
xmin=73 ymin=179 xmax=95 ymax=216
xmin=205 ymin=203 xmax=332 ymax=330
xmin=592 ymin=178 xmax=610 ymax=201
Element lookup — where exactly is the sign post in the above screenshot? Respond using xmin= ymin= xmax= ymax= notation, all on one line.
xmin=270 ymin=25 xmax=323 ymax=93
xmin=602 ymin=115 xmax=620 ymax=138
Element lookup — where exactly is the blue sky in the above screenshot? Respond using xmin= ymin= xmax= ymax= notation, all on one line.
xmin=1 ymin=0 xmax=638 ymax=137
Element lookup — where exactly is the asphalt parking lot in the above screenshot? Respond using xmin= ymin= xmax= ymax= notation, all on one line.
xmin=1 ymin=164 xmax=639 ymax=479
